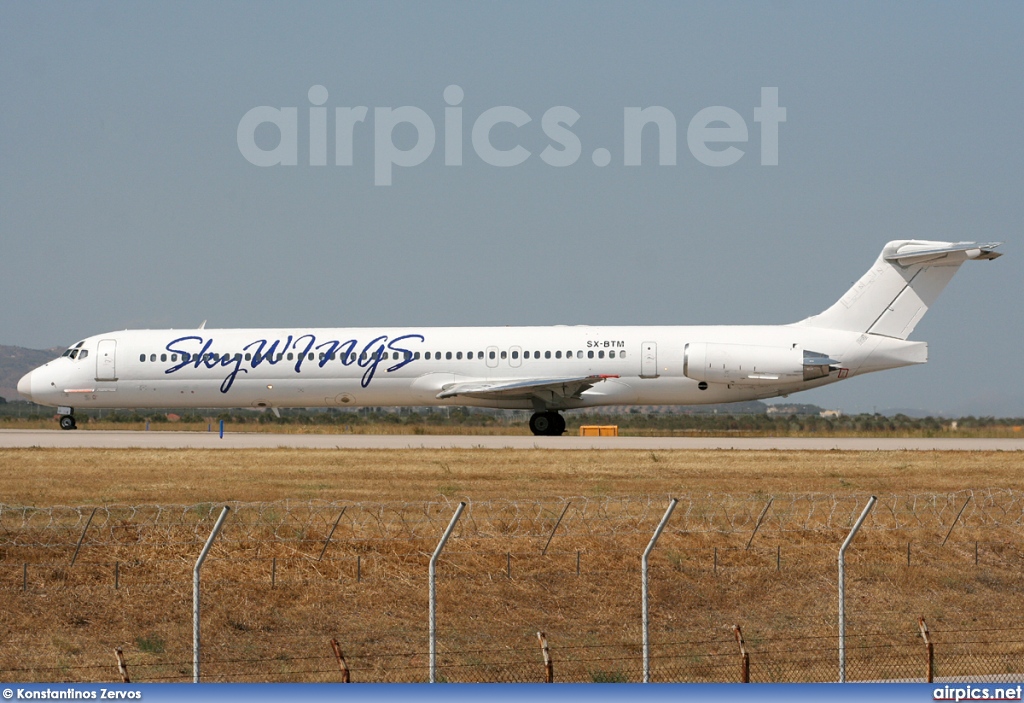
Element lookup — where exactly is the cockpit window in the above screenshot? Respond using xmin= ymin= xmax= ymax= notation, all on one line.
xmin=62 ymin=342 xmax=87 ymax=360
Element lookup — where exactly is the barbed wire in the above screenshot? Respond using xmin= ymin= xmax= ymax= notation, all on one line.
xmin=2 ymin=490 xmax=1022 ymax=550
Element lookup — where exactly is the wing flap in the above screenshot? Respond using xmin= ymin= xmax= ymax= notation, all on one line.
xmin=436 ymin=374 xmax=619 ymax=401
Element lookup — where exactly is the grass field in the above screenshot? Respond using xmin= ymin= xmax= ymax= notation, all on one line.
xmin=1 ymin=448 xmax=1022 ymax=683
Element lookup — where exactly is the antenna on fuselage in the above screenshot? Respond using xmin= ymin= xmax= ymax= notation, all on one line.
xmin=198 ymin=320 xmax=207 ymax=329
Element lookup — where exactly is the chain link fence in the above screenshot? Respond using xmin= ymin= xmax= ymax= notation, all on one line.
xmin=2 ymin=492 xmax=1022 ymax=683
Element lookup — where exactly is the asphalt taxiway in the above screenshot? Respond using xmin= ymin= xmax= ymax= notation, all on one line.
xmin=0 ymin=429 xmax=1021 ymax=450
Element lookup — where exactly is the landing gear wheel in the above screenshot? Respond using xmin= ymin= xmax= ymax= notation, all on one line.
xmin=59 ymin=414 xmax=77 ymax=431
xmin=529 ymin=411 xmax=565 ymax=436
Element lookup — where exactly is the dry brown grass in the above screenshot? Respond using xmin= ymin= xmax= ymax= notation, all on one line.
xmin=1 ymin=448 xmax=1023 ymax=683
xmin=0 ymin=448 xmax=1020 ymax=504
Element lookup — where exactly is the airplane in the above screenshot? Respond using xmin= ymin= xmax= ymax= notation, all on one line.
xmin=17 ymin=240 xmax=1001 ymax=435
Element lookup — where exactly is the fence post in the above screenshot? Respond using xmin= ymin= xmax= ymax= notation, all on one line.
xmin=330 ymin=638 xmax=351 ymax=682
xmin=919 ymin=617 xmax=934 ymax=683
xmin=317 ymin=508 xmax=346 ymax=561
xmin=642 ymin=498 xmax=678 ymax=683
xmin=70 ymin=507 xmax=98 ymax=566
xmin=193 ymin=506 xmax=230 ymax=683
xmin=733 ymin=625 xmax=750 ymax=683
xmin=541 ymin=501 xmax=571 ymax=556
xmin=537 ymin=631 xmax=553 ymax=683
xmin=430 ymin=502 xmax=466 ymax=683
xmin=941 ymin=496 xmax=971 ymax=546
xmin=114 ymin=647 xmax=130 ymax=683
xmin=745 ymin=498 xmax=773 ymax=550
xmin=839 ymin=495 xmax=876 ymax=683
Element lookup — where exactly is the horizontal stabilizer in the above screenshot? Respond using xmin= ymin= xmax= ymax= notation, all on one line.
xmin=883 ymin=241 xmax=1002 ymax=266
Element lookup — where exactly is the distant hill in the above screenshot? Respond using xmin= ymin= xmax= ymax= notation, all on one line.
xmin=0 ymin=345 xmax=60 ymax=401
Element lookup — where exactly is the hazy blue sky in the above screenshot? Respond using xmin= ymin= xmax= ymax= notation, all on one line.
xmin=2 ymin=2 xmax=1021 ymax=415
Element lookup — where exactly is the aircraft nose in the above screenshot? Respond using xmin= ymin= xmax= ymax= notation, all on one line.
xmin=17 ymin=371 xmax=34 ymax=401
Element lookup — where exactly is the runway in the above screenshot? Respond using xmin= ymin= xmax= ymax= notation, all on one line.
xmin=1 ymin=429 xmax=1022 ymax=450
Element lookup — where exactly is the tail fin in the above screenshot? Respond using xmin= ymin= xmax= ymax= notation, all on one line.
xmin=796 ymin=240 xmax=1002 ymax=339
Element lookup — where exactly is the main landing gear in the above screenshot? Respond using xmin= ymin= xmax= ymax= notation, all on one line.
xmin=58 ymin=406 xmax=77 ymax=430
xmin=529 ymin=411 xmax=565 ymax=436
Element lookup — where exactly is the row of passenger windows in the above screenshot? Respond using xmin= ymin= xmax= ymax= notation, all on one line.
xmin=138 ymin=349 xmax=626 ymax=363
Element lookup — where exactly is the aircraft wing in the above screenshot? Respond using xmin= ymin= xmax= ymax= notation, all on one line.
xmin=436 ymin=374 xmax=619 ymax=402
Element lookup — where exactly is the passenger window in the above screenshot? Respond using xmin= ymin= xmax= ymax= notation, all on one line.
xmin=545 ymin=351 xmax=551 ymax=359
xmin=277 ymin=353 xmax=284 ymax=361
xmin=588 ymin=350 xmax=594 ymax=359
xmin=287 ymin=353 xmax=294 ymax=361
xmin=500 ymin=351 xmax=507 ymax=359
xmin=534 ymin=351 xmax=541 ymax=359
xmin=555 ymin=351 xmax=562 ymax=359
xmin=161 ymin=353 xmax=167 ymax=362
xmin=446 ymin=351 xmax=452 ymax=360
xmin=609 ymin=350 xmax=616 ymax=359
xmin=467 ymin=351 xmax=474 ymax=360
xmin=150 ymin=354 xmax=157 ymax=362
xmin=425 ymin=352 xmax=431 ymax=360
xmin=577 ymin=350 xmax=583 ymax=358
xmin=183 ymin=353 xmax=191 ymax=363
xmin=171 ymin=354 xmax=178 ymax=362
xmin=414 ymin=351 xmax=421 ymax=359
xmin=620 ymin=350 xmax=626 ymax=359
xmin=456 ymin=351 xmax=463 ymax=360
xmin=489 ymin=351 xmax=496 ymax=359
xmin=405 ymin=351 xmax=412 ymax=360
xmin=511 ymin=351 xmax=519 ymax=360
xmin=599 ymin=350 xmax=605 ymax=358
xmin=140 ymin=354 xmax=145 ymax=362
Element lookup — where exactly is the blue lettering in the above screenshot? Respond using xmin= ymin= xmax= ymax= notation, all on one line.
xmin=387 ymin=334 xmax=425 ymax=372
xmin=292 ymin=334 xmax=316 ymax=373
xmin=163 ymin=332 xmax=424 ymax=393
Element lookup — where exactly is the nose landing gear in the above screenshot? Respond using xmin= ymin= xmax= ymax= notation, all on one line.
xmin=529 ymin=411 xmax=565 ymax=436
xmin=57 ymin=407 xmax=77 ymax=430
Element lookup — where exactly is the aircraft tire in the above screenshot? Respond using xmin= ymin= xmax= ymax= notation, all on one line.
xmin=59 ymin=415 xmax=77 ymax=431
xmin=529 ymin=411 xmax=565 ymax=436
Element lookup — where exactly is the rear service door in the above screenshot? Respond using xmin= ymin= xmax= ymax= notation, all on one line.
xmin=640 ymin=341 xmax=658 ymax=378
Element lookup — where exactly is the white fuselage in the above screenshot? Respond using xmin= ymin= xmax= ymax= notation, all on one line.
xmin=17 ymin=324 xmax=926 ymax=412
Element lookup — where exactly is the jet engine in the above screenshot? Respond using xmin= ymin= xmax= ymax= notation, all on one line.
xmin=683 ymin=342 xmax=837 ymax=385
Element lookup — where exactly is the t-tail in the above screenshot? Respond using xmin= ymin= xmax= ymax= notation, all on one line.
xmin=796 ymin=240 xmax=1002 ymax=339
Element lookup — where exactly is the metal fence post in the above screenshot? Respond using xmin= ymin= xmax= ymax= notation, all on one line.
xmin=839 ymin=495 xmax=876 ymax=683
xmin=194 ymin=506 xmax=230 ymax=683
xmin=430 ymin=501 xmax=466 ymax=683
xmin=643 ymin=498 xmax=678 ymax=683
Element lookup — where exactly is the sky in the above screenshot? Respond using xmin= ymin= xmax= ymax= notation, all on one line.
xmin=1 ymin=2 xmax=1021 ymax=416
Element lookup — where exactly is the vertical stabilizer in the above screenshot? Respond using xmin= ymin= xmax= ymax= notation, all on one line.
xmin=796 ymin=240 xmax=1001 ymax=339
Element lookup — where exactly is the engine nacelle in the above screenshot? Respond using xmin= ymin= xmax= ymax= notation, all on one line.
xmin=684 ymin=342 xmax=836 ymax=385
